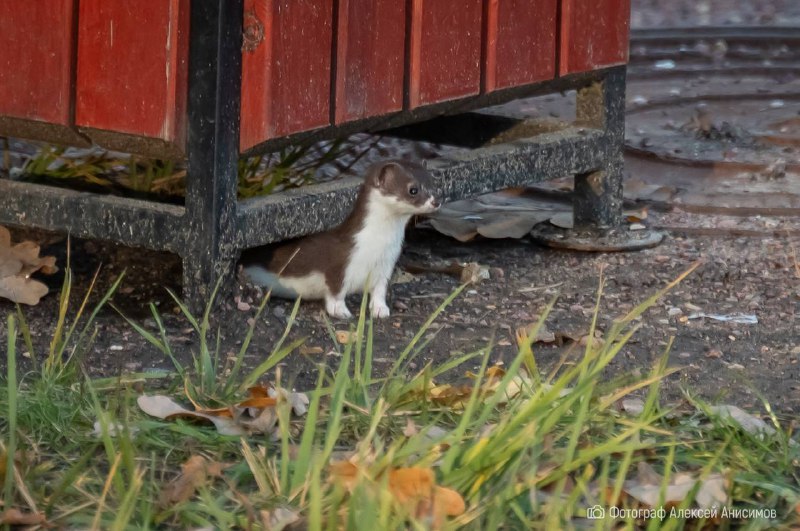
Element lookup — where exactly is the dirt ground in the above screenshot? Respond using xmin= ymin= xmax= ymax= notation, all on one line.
xmin=2 ymin=1 xmax=799 ymax=417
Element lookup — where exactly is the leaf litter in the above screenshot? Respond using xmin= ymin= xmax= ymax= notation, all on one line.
xmin=138 ymin=383 xmax=308 ymax=437
xmin=0 ymin=225 xmax=58 ymax=305
xmin=328 ymin=460 xmax=465 ymax=529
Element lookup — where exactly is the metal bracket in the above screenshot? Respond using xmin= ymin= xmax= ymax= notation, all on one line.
xmin=530 ymin=66 xmax=665 ymax=252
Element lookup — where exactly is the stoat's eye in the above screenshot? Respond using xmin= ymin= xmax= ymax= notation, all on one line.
xmin=409 ymin=186 xmax=418 ymax=196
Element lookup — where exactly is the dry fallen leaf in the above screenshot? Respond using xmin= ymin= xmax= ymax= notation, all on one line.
xmin=260 ymin=507 xmax=301 ymax=531
xmin=234 ymin=403 xmax=279 ymax=436
xmin=623 ymin=462 xmax=729 ymax=510
xmin=389 ymin=467 xmax=466 ymax=527
xmin=299 ymin=345 xmax=324 ymax=356
xmin=0 ymin=508 xmax=48 ymax=526
xmin=403 ymin=418 xmax=419 ymax=437
xmin=515 ymin=323 xmax=556 ymax=346
xmin=428 ymin=384 xmax=473 ymax=408
xmin=137 ymin=395 xmax=245 ymax=436
xmin=0 ymin=226 xmax=58 ymax=305
xmin=91 ymin=420 xmax=140 ymax=438
xmin=429 ymin=190 xmax=568 ymax=241
xmin=708 ymin=404 xmax=776 ymax=436
xmin=159 ymin=455 xmax=210 ymax=507
xmin=621 ymin=398 xmax=646 ymax=416
xmin=267 ymin=386 xmax=310 ymax=416
xmin=138 ymin=384 xmax=308 ymax=437
xmin=336 ymin=330 xmax=355 ymax=344
xmin=329 ymin=462 xmax=465 ymax=529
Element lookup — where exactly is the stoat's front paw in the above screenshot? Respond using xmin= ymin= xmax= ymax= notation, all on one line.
xmin=326 ymin=300 xmax=352 ymax=320
xmin=371 ymin=303 xmax=391 ymax=319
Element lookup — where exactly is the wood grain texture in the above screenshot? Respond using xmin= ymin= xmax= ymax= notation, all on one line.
xmin=240 ymin=0 xmax=334 ymax=151
xmin=0 ymin=0 xmax=76 ymax=125
xmin=559 ymin=0 xmax=630 ymax=75
xmin=408 ymin=0 xmax=483 ymax=108
xmin=333 ymin=0 xmax=406 ymax=124
xmin=74 ymin=0 xmax=189 ymax=147
xmin=484 ymin=0 xmax=557 ymax=91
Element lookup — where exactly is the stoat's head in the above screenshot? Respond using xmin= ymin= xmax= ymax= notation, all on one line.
xmin=365 ymin=160 xmax=441 ymax=216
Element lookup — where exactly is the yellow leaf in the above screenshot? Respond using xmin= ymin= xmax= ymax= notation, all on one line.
xmin=329 ymin=462 xmax=466 ymax=528
xmin=336 ymin=330 xmax=354 ymax=344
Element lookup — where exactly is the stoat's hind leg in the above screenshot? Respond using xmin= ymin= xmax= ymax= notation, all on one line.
xmin=243 ymin=266 xmax=299 ymax=299
xmin=325 ymin=291 xmax=352 ymax=319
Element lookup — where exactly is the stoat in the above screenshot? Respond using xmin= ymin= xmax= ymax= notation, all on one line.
xmin=240 ymin=160 xmax=440 ymax=319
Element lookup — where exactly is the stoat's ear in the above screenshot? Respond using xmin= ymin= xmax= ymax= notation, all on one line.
xmin=374 ymin=162 xmax=401 ymax=188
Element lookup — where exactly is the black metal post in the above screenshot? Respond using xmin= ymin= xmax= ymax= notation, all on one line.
xmin=573 ymin=65 xmax=626 ymax=230
xmin=530 ymin=65 xmax=664 ymax=250
xmin=184 ymin=0 xmax=244 ymax=310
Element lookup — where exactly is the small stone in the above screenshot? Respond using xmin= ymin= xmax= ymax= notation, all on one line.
xmin=393 ymin=300 xmax=408 ymax=311
xmin=655 ymin=59 xmax=676 ymax=70
xmin=706 ymin=349 xmax=723 ymax=359
xmin=622 ymin=398 xmax=645 ymax=415
xmin=667 ymin=307 xmax=683 ymax=317
xmin=109 ymin=345 xmax=124 ymax=351
xmin=678 ymin=352 xmax=692 ymax=359
xmin=237 ymin=300 xmax=251 ymax=312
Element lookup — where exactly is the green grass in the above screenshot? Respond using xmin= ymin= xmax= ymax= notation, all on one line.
xmin=1 ymin=264 xmax=798 ymax=529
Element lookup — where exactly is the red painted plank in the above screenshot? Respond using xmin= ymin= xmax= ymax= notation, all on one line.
xmin=75 ymin=0 xmax=189 ymax=149
xmin=333 ymin=0 xmax=405 ymax=124
xmin=408 ymin=0 xmax=483 ymax=108
xmin=0 ymin=0 xmax=75 ymax=125
xmin=241 ymin=0 xmax=334 ymax=151
xmin=484 ymin=0 xmax=557 ymax=92
xmin=560 ymin=0 xmax=630 ymax=75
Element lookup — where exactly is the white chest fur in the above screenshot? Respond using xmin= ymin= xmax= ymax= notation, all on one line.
xmin=341 ymin=190 xmax=410 ymax=295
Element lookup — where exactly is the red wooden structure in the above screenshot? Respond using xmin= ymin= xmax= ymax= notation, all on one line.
xmin=0 ymin=0 xmax=632 ymax=306
xmin=1 ymin=0 xmax=629 ymax=155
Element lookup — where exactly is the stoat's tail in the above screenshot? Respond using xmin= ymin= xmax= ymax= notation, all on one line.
xmin=242 ymin=265 xmax=300 ymax=299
